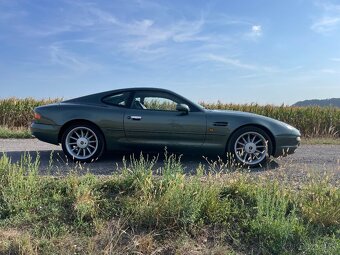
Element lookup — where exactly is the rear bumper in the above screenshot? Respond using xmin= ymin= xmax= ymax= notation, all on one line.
xmin=31 ymin=122 xmax=60 ymax=145
xmin=274 ymin=135 xmax=301 ymax=157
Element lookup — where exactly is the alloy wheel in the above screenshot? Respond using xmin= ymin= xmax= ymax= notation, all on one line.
xmin=234 ymin=131 xmax=268 ymax=166
xmin=65 ymin=126 xmax=99 ymax=160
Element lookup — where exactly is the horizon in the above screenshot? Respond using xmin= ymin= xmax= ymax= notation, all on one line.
xmin=1 ymin=0 xmax=340 ymax=104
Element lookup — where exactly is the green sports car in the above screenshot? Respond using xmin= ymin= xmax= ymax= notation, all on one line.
xmin=31 ymin=88 xmax=301 ymax=166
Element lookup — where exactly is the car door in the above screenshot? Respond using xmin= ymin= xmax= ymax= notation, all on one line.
xmin=123 ymin=90 xmax=206 ymax=151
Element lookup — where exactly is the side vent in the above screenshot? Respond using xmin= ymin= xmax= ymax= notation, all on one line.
xmin=213 ymin=122 xmax=229 ymax=127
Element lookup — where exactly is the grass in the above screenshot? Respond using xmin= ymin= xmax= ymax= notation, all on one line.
xmin=303 ymin=137 xmax=340 ymax=145
xmin=0 ymin=126 xmax=32 ymax=139
xmin=0 ymin=153 xmax=338 ymax=254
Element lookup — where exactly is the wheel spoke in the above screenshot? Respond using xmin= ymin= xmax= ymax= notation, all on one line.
xmin=254 ymin=139 xmax=261 ymax=145
xmin=237 ymin=141 xmax=245 ymax=146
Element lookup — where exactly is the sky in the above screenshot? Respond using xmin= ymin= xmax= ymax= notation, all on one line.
xmin=0 ymin=0 xmax=340 ymax=105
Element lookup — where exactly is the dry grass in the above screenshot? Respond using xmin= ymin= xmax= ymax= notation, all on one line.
xmin=303 ymin=137 xmax=340 ymax=145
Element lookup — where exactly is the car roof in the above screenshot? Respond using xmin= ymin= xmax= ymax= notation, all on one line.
xmin=62 ymin=87 xmax=181 ymax=104
xmin=62 ymin=87 xmax=205 ymax=111
xmin=108 ymin=87 xmax=175 ymax=93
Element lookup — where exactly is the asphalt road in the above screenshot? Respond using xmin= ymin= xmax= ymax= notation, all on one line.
xmin=0 ymin=139 xmax=339 ymax=181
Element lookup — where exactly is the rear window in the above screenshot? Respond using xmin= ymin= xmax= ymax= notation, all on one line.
xmin=102 ymin=92 xmax=130 ymax=107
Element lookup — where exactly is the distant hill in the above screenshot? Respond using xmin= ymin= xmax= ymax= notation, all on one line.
xmin=293 ymin=98 xmax=340 ymax=107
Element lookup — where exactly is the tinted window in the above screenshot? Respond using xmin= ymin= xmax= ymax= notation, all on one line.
xmin=102 ymin=92 xmax=130 ymax=107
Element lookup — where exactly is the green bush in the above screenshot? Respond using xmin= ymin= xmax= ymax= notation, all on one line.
xmin=248 ymin=183 xmax=306 ymax=254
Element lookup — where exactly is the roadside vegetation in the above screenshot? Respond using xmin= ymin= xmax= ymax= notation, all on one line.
xmin=303 ymin=137 xmax=340 ymax=145
xmin=0 ymin=126 xmax=31 ymax=139
xmin=0 ymin=153 xmax=339 ymax=254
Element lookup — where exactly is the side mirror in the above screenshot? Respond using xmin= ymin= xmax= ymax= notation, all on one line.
xmin=176 ymin=104 xmax=189 ymax=113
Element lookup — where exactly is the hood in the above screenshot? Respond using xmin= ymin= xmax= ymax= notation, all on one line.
xmin=206 ymin=109 xmax=300 ymax=135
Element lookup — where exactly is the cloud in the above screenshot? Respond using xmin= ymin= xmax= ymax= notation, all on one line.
xmin=320 ymin=68 xmax=339 ymax=74
xmin=198 ymin=54 xmax=282 ymax=75
xmin=251 ymin=25 xmax=262 ymax=35
xmin=57 ymin=3 xmax=207 ymax=52
xmin=205 ymin=54 xmax=257 ymax=70
xmin=311 ymin=2 xmax=340 ymax=33
xmin=2 ymin=0 xmax=269 ymax=70
xmin=119 ymin=18 xmax=206 ymax=52
xmin=49 ymin=44 xmax=100 ymax=72
xmin=311 ymin=17 xmax=340 ymax=33
xmin=202 ymin=54 xmax=276 ymax=73
xmin=243 ymin=24 xmax=263 ymax=40
xmin=330 ymin=57 xmax=340 ymax=62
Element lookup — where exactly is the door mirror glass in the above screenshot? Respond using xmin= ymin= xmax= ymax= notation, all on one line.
xmin=176 ymin=104 xmax=189 ymax=113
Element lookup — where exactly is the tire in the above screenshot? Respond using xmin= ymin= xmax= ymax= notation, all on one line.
xmin=228 ymin=126 xmax=272 ymax=167
xmin=61 ymin=123 xmax=105 ymax=163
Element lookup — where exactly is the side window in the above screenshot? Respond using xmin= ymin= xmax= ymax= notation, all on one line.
xmin=131 ymin=92 xmax=187 ymax=111
xmin=143 ymin=97 xmax=177 ymax=111
xmin=102 ymin=92 xmax=130 ymax=107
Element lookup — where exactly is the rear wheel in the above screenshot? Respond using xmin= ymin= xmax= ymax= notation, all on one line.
xmin=228 ymin=126 xmax=272 ymax=167
xmin=61 ymin=123 xmax=105 ymax=162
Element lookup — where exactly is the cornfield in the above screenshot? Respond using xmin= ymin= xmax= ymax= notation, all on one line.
xmin=0 ymin=98 xmax=339 ymax=138
xmin=0 ymin=98 xmax=60 ymax=128
xmin=201 ymin=101 xmax=340 ymax=137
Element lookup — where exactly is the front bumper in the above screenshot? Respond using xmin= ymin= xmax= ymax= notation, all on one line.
xmin=274 ymin=135 xmax=301 ymax=157
xmin=31 ymin=122 xmax=61 ymax=145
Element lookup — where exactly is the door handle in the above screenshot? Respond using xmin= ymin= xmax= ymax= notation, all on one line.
xmin=128 ymin=116 xmax=142 ymax=120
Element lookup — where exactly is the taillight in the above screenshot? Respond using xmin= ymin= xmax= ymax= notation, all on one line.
xmin=34 ymin=112 xmax=41 ymax=120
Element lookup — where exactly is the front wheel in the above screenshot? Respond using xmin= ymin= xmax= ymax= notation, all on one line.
xmin=228 ymin=126 xmax=272 ymax=167
xmin=61 ymin=123 xmax=105 ymax=162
